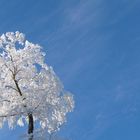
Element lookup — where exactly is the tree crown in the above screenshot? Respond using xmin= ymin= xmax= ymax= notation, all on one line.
xmin=0 ymin=31 xmax=74 ymax=134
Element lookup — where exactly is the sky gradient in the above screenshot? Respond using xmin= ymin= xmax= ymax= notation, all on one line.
xmin=0 ymin=0 xmax=140 ymax=139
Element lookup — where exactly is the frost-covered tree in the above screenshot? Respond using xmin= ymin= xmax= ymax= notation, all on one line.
xmin=0 ymin=31 xmax=74 ymax=140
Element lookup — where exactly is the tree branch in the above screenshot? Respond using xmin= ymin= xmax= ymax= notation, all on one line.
xmin=13 ymin=78 xmax=23 ymax=96
xmin=0 ymin=111 xmax=25 ymax=118
xmin=5 ymin=85 xmax=19 ymax=92
xmin=0 ymin=99 xmax=10 ymax=103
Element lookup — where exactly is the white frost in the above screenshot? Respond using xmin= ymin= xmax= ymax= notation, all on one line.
xmin=0 ymin=31 xmax=74 ymax=133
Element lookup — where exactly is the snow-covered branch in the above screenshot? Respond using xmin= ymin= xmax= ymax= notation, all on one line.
xmin=0 ymin=111 xmax=25 ymax=118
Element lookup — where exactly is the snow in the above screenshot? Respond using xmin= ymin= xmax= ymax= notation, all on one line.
xmin=0 ymin=31 xmax=74 ymax=133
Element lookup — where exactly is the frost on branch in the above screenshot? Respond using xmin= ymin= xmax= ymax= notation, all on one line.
xmin=0 ymin=31 xmax=74 ymax=134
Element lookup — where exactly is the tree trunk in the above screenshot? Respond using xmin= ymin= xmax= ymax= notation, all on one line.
xmin=28 ymin=113 xmax=34 ymax=140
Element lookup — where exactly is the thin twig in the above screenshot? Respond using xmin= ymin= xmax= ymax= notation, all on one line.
xmin=0 ymin=111 xmax=26 ymax=118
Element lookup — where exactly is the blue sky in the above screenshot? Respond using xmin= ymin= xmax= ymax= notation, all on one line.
xmin=0 ymin=0 xmax=140 ymax=139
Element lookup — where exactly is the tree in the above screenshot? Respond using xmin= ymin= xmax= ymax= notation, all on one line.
xmin=0 ymin=31 xmax=74 ymax=140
